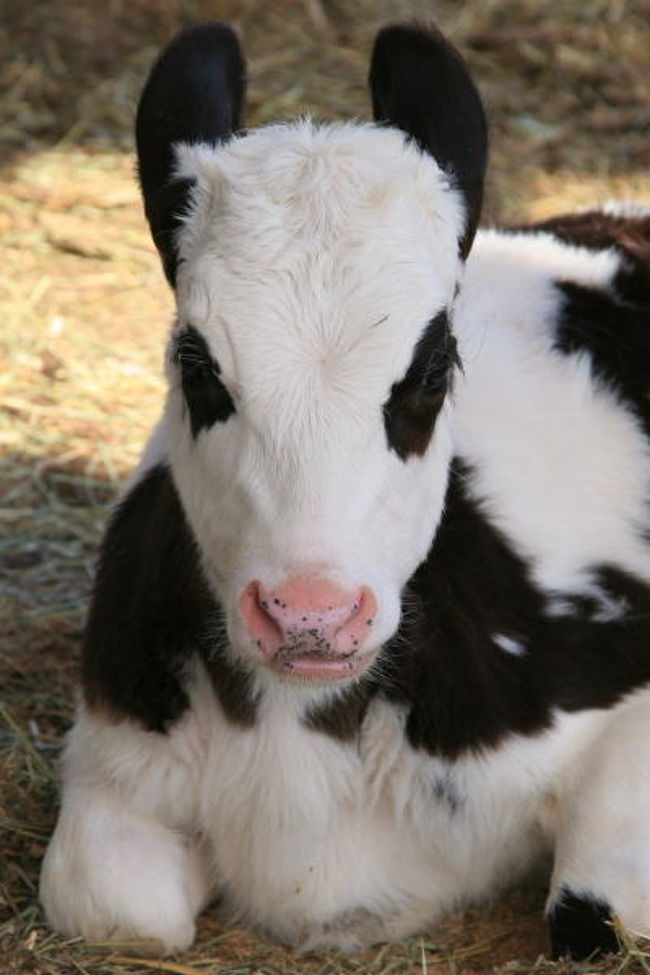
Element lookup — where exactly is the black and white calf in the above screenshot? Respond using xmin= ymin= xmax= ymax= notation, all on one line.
xmin=40 ymin=22 xmax=650 ymax=960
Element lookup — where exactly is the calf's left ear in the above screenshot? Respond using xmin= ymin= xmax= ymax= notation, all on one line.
xmin=136 ymin=23 xmax=246 ymax=286
xmin=370 ymin=23 xmax=488 ymax=259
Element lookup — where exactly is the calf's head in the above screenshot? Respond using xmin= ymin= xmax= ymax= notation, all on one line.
xmin=136 ymin=23 xmax=487 ymax=686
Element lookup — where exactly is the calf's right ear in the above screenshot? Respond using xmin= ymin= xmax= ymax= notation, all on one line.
xmin=136 ymin=23 xmax=246 ymax=286
xmin=370 ymin=23 xmax=488 ymax=259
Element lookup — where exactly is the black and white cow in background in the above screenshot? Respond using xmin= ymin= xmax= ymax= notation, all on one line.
xmin=40 ymin=21 xmax=650 ymax=960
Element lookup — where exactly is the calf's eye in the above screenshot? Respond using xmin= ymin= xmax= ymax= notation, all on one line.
xmin=174 ymin=326 xmax=236 ymax=437
xmin=383 ymin=311 xmax=459 ymax=461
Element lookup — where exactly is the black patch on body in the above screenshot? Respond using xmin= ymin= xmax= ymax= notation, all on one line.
xmin=381 ymin=465 xmax=552 ymax=757
xmin=523 ymin=208 xmax=650 ymax=270
xmin=136 ymin=24 xmax=246 ymax=285
xmin=370 ymin=23 xmax=488 ymax=259
xmin=383 ymin=311 xmax=459 ymax=460
xmin=548 ymin=888 xmax=619 ymax=959
xmin=554 ymin=278 xmax=650 ymax=436
xmin=432 ymin=771 xmax=462 ymax=813
xmin=303 ymin=684 xmax=374 ymax=742
xmin=83 ymin=464 xmax=257 ymax=732
xmin=378 ymin=463 xmax=650 ymax=759
xmin=174 ymin=325 xmax=236 ymax=436
xmin=512 ymin=209 xmax=650 ymax=435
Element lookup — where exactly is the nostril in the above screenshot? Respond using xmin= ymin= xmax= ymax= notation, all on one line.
xmin=333 ymin=586 xmax=378 ymax=654
xmin=334 ymin=590 xmax=363 ymax=630
xmin=239 ymin=581 xmax=285 ymax=655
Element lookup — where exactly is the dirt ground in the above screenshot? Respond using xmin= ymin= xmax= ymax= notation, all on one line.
xmin=1 ymin=1 xmax=649 ymax=973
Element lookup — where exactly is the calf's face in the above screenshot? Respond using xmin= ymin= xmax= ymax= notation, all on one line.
xmin=136 ymin=23 xmax=487 ymax=684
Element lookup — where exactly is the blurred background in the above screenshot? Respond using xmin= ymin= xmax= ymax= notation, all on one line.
xmin=1 ymin=2 xmax=648 ymax=972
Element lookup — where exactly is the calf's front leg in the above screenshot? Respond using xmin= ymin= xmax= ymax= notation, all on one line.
xmin=40 ymin=709 xmax=213 ymax=951
xmin=548 ymin=695 xmax=650 ymax=959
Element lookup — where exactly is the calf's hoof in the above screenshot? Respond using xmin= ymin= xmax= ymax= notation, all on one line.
xmin=548 ymin=888 xmax=619 ymax=960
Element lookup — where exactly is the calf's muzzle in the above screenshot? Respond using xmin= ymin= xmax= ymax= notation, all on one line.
xmin=238 ymin=575 xmax=378 ymax=680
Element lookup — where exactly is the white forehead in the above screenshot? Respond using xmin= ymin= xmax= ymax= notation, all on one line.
xmin=172 ymin=121 xmax=465 ymax=422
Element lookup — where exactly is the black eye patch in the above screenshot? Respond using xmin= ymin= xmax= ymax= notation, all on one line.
xmin=173 ymin=325 xmax=236 ymax=437
xmin=383 ymin=311 xmax=459 ymax=461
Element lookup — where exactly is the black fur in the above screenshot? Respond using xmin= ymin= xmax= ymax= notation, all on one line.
xmin=381 ymin=464 xmax=552 ymax=756
xmin=548 ymin=888 xmax=619 ymax=959
xmin=370 ymin=23 xmax=488 ymax=259
xmin=136 ymin=23 xmax=246 ymax=285
xmin=383 ymin=311 xmax=458 ymax=460
xmin=378 ymin=463 xmax=650 ymax=758
xmin=554 ymin=274 xmax=650 ymax=437
xmin=303 ymin=684 xmax=374 ymax=742
xmin=523 ymin=208 xmax=650 ymax=270
xmin=174 ymin=325 xmax=236 ymax=436
xmin=83 ymin=464 xmax=257 ymax=732
xmin=515 ymin=211 xmax=650 ymax=433
xmin=432 ymin=771 xmax=462 ymax=813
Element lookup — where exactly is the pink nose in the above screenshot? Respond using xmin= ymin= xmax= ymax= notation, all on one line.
xmin=239 ymin=576 xmax=377 ymax=663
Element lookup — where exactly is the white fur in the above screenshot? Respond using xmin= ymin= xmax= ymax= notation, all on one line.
xmin=548 ymin=691 xmax=650 ymax=936
xmin=493 ymin=633 xmax=528 ymax=657
xmin=42 ymin=658 xmax=650 ymax=950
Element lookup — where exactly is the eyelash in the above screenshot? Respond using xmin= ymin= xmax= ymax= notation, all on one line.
xmin=174 ymin=327 xmax=236 ymax=435
xmin=422 ymin=338 xmax=458 ymax=393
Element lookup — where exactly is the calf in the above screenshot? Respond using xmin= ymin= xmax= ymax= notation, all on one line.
xmin=40 ymin=22 xmax=650 ymax=959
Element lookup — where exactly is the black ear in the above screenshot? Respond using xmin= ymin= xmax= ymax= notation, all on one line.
xmin=136 ymin=23 xmax=246 ymax=286
xmin=370 ymin=24 xmax=488 ymax=259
